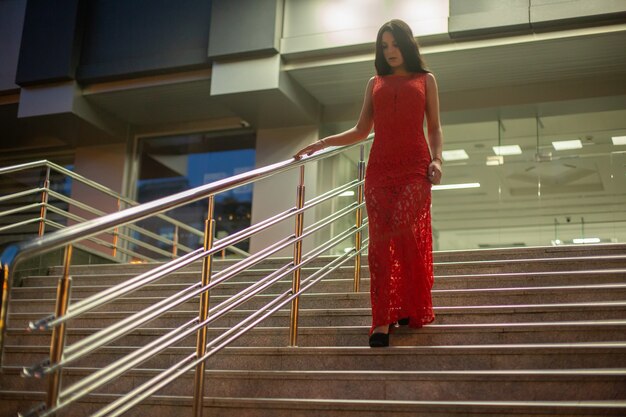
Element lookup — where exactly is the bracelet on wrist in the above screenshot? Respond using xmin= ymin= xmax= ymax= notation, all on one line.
xmin=431 ymin=157 xmax=443 ymax=165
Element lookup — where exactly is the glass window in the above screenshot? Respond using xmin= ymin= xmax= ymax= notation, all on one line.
xmin=432 ymin=109 xmax=626 ymax=250
xmin=133 ymin=129 xmax=255 ymax=258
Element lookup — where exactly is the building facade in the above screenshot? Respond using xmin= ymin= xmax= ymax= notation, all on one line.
xmin=1 ymin=0 xmax=625 ymax=254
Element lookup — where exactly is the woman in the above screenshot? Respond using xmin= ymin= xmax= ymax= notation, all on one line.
xmin=295 ymin=19 xmax=443 ymax=347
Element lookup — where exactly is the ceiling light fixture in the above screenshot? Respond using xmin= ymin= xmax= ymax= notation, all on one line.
xmin=486 ymin=155 xmax=504 ymax=166
xmin=339 ymin=190 xmax=355 ymax=197
xmin=492 ymin=145 xmax=522 ymax=156
xmin=552 ymin=140 xmax=582 ymax=151
xmin=442 ymin=149 xmax=469 ymax=161
xmin=612 ymin=136 xmax=626 ymax=145
xmin=572 ymin=237 xmax=601 ymax=244
xmin=432 ymin=182 xmax=480 ymax=191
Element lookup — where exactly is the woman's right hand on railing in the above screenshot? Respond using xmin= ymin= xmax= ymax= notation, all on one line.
xmin=294 ymin=138 xmax=329 ymax=159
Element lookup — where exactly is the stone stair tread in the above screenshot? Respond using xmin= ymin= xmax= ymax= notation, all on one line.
xmin=19 ymin=272 xmax=626 ymax=293
xmin=199 ymin=397 xmax=626 ymax=416
xmin=207 ymin=368 xmax=626 ymax=377
xmin=437 ymin=269 xmax=626 ymax=278
xmin=6 ymin=321 xmax=623 ymax=350
xmin=432 ymin=244 xmax=626 ymax=260
xmin=7 ymin=340 xmax=626 ymax=352
xmin=8 ymin=319 xmax=626 ymax=334
xmin=13 ymin=281 xmax=626 ymax=292
xmin=29 ymin=266 xmax=626 ymax=280
xmin=3 ymin=390 xmax=626 ymax=415
xmin=435 ymin=254 xmax=626 ymax=265
xmin=10 ymin=301 xmax=626 ymax=319
xmin=11 ymin=283 xmax=626 ymax=305
xmin=437 ymin=301 xmax=626 ymax=310
xmin=5 ymin=389 xmax=626 ymax=406
xmin=45 ymin=254 xmax=626 ymax=278
xmin=5 ymin=365 xmax=626 ymax=377
xmin=225 ymin=341 xmax=626 ymax=351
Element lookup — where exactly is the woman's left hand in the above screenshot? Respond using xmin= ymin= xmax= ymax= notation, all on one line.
xmin=428 ymin=160 xmax=442 ymax=185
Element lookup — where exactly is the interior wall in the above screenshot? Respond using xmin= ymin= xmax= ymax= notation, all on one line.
xmin=69 ymin=143 xmax=127 ymax=254
xmin=282 ymin=0 xmax=449 ymax=56
xmin=249 ymin=125 xmax=319 ymax=255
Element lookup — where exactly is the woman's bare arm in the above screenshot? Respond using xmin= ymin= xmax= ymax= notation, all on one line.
xmin=425 ymin=72 xmax=443 ymax=185
xmin=294 ymin=77 xmax=375 ymax=158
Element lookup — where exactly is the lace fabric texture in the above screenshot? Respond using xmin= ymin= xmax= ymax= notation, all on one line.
xmin=365 ymin=73 xmax=435 ymax=332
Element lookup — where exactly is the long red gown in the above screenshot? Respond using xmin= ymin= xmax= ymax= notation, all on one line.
xmin=365 ymin=72 xmax=435 ymax=332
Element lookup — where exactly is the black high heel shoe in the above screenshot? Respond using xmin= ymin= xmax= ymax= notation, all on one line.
xmin=398 ymin=317 xmax=410 ymax=326
xmin=369 ymin=332 xmax=389 ymax=348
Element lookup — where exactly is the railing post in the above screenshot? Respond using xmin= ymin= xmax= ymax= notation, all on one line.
xmin=192 ymin=195 xmax=215 ymax=417
xmin=0 ymin=263 xmax=10 ymax=367
xmin=112 ymin=198 xmax=121 ymax=258
xmin=289 ymin=166 xmax=306 ymax=347
xmin=38 ymin=166 xmax=51 ymax=236
xmin=172 ymin=224 xmax=179 ymax=259
xmin=353 ymin=145 xmax=366 ymax=292
xmin=47 ymin=244 xmax=73 ymax=410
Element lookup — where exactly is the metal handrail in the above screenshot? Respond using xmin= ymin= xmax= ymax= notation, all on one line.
xmin=0 ymin=159 xmax=203 ymax=241
xmin=43 ymin=219 xmax=155 ymax=263
xmin=0 ymin=136 xmax=369 ymax=267
xmin=46 ymin=190 xmax=193 ymax=254
xmin=0 ymin=187 xmax=44 ymax=204
xmin=0 ymin=159 xmax=251 ymax=262
xmin=44 ymin=204 xmax=184 ymax=259
xmin=29 ymin=178 xmax=364 ymax=333
xmin=1 ymin=133 xmax=374 ymax=417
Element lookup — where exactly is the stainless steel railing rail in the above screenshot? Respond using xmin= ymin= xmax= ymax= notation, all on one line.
xmin=0 ymin=160 xmax=205 ymax=245
xmin=0 ymin=161 xmax=181 ymax=262
xmin=1 ymin=134 xmax=373 ymax=417
xmin=0 ymin=159 xmax=249 ymax=263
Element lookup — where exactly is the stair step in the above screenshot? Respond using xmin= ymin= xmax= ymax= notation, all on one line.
xmin=191 ymin=369 xmax=626 ymax=402
xmin=6 ymin=321 xmax=626 ymax=348
xmin=433 ymin=243 xmax=626 ymax=262
xmin=9 ymin=284 xmax=626 ymax=313
xmin=3 ymin=391 xmax=626 ymax=417
xmin=45 ymin=254 xmax=626 ymax=278
xmin=44 ymin=244 xmax=626 ymax=276
xmin=1 ymin=367 xmax=624 ymax=401
xmin=4 ymin=343 xmax=626 ymax=370
xmin=13 ymin=269 xmax=626 ymax=298
xmin=20 ymin=269 xmax=626 ymax=290
xmin=9 ymin=302 xmax=626 ymax=329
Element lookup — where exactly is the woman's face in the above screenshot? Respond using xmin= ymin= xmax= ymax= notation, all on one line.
xmin=381 ymin=31 xmax=404 ymax=69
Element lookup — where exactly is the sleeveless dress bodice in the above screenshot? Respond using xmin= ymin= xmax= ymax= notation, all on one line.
xmin=366 ymin=73 xmax=432 ymax=187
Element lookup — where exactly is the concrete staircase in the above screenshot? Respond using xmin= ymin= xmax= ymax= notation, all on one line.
xmin=1 ymin=244 xmax=626 ymax=416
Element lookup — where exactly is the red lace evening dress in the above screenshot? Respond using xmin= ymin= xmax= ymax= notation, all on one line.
xmin=365 ymin=72 xmax=435 ymax=332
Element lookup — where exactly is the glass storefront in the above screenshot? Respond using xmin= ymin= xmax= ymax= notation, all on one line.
xmin=319 ymin=108 xmax=626 ymax=253
xmin=431 ymin=109 xmax=626 ymax=251
xmin=124 ymin=107 xmax=625 ymax=258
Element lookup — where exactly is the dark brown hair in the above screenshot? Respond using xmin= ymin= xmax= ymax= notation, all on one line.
xmin=375 ymin=19 xmax=429 ymax=75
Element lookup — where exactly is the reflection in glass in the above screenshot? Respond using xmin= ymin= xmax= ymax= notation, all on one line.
xmin=431 ymin=109 xmax=626 ymax=250
xmin=133 ymin=130 xmax=255 ymax=258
